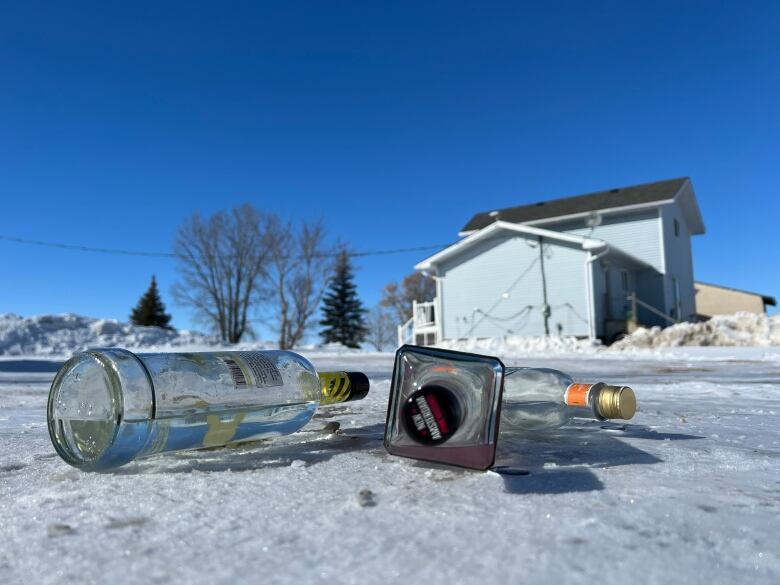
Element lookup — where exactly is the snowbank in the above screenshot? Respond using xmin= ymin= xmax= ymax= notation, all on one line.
xmin=0 ymin=313 xmax=219 ymax=357
xmin=434 ymin=312 xmax=780 ymax=357
xmin=0 ymin=313 xmax=388 ymax=359
xmin=437 ymin=334 xmax=600 ymax=356
xmin=3 ymin=310 xmax=778 ymax=359
xmin=611 ymin=312 xmax=780 ymax=350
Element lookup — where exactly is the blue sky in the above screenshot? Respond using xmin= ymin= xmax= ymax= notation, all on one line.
xmin=1 ymin=1 xmax=778 ymax=337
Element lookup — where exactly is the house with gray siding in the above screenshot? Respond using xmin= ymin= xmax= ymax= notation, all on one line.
xmin=399 ymin=177 xmax=705 ymax=345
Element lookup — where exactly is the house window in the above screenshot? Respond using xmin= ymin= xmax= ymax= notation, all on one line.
xmin=621 ymin=270 xmax=629 ymax=292
xmin=674 ymin=218 xmax=680 ymax=237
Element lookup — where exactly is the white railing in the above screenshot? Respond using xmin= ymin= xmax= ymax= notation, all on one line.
xmin=397 ymin=316 xmax=414 ymax=346
xmin=397 ymin=300 xmax=437 ymax=347
xmin=414 ymin=300 xmax=436 ymax=329
xmin=627 ymin=292 xmax=680 ymax=324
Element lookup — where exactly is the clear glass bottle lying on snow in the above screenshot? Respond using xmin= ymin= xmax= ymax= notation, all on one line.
xmin=500 ymin=367 xmax=636 ymax=432
xmin=385 ymin=346 xmax=636 ymax=470
xmin=48 ymin=349 xmax=369 ymax=471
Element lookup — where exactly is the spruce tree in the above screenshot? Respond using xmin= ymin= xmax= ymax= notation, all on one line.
xmin=130 ymin=275 xmax=174 ymax=330
xmin=319 ymin=250 xmax=367 ymax=348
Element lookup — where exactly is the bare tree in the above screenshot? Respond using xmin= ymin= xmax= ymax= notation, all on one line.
xmin=365 ymin=305 xmax=396 ymax=351
xmin=380 ymin=271 xmax=436 ymax=324
xmin=173 ymin=205 xmax=268 ymax=343
xmin=264 ymin=217 xmax=332 ymax=349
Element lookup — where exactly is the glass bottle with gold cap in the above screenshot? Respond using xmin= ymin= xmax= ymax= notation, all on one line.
xmin=386 ymin=346 xmax=636 ymax=470
xmin=47 ymin=348 xmax=369 ymax=471
xmin=499 ymin=367 xmax=636 ymax=432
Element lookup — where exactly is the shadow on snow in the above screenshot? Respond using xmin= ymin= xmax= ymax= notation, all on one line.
xmin=492 ymin=421 xmax=703 ymax=495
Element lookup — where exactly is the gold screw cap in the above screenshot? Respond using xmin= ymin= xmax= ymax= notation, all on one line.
xmin=597 ymin=385 xmax=636 ymax=420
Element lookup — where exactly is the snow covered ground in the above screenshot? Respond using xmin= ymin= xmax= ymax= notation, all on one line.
xmin=1 ymin=345 xmax=779 ymax=585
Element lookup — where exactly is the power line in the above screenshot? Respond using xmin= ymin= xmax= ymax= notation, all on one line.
xmin=0 ymin=234 xmax=452 ymax=260
xmin=0 ymin=234 xmax=175 ymax=258
xmin=351 ymin=244 xmax=450 ymax=257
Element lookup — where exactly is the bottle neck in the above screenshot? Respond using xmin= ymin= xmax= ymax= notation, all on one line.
xmin=565 ymin=382 xmax=636 ymax=421
xmin=319 ymin=371 xmax=370 ymax=405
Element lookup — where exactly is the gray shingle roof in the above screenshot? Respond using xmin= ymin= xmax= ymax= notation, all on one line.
xmin=461 ymin=177 xmax=689 ymax=233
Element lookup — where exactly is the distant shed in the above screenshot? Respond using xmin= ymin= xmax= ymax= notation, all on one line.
xmin=695 ymin=282 xmax=776 ymax=319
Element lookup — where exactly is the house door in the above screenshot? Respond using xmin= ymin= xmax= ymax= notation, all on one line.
xmin=605 ymin=268 xmax=630 ymax=320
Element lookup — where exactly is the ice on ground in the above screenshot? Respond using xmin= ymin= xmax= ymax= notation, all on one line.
xmin=1 ymin=346 xmax=779 ymax=585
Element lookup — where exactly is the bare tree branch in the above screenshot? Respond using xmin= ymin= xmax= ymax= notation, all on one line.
xmin=263 ymin=218 xmax=332 ymax=349
xmin=380 ymin=272 xmax=436 ymax=324
xmin=173 ymin=205 xmax=269 ymax=343
xmin=365 ymin=305 xmax=395 ymax=351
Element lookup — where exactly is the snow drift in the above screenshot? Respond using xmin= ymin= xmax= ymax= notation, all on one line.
xmin=437 ymin=334 xmax=600 ymax=355
xmin=2 ymin=310 xmax=778 ymax=359
xmin=611 ymin=311 xmax=780 ymax=349
xmin=0 ymin=313 xmax=218 ymax=357
xmin=436 ymin=312 xmax=780 ymax=355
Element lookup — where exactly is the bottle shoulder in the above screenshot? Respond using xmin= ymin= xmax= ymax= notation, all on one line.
xmin=503 ymin=367 xmax=573 ymax=399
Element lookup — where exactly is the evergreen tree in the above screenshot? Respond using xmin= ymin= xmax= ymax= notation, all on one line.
xmin=130 ymin=275 xmax=173 ymax=329
xmin=319 ymin=250 xmax=367 ymax=348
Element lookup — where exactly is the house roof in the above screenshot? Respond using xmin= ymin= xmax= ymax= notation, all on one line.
xmin=416 ymin=220 xmax=650 ymax=272
xmin=695 ymin=281 xmax=777 ymax=307
xmin=461 ymin=177 xmax=704 ymax=234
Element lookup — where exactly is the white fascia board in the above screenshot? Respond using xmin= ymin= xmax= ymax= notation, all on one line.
xmin=415 ymin=222 xmax=504 ymax=271
xmin=415 ymin=221 xmax=606 ymax=271
xmin=522 ymin=199 xmax=674 ymax=228
xmin=672 ymin=178 xmax=706 ymax=235
xmin=494 ymin=221 xmax=605 ymax=248
xmin=461 ymin=196 xmax=685 ymax=237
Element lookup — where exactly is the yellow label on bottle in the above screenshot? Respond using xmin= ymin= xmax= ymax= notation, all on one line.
xmin=203 ymin=412 xmax=246 ymax=447
xmin=319 ymin=372 xmax=351 ymax=404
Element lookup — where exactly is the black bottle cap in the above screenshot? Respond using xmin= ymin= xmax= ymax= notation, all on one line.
xmin=402 ymin=385 xmax=461 ymax=445
xmin=343 ymin=372 xmax=370 ymax=402
xmin=319 ymin=371 xmax=370 ymax=404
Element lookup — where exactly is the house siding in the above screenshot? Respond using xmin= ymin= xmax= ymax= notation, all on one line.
xmin=591 ymin=260 xmax=606 ymax=339
xmin=541 ymin=209 xmax=664 ymax=272
xmin=661 ymin=200 xmax=697 ymax=321
xmin=634 ymin=269 xmax=667 ymax=327
xmin=437 ymin=233 xmax=590 ymax=339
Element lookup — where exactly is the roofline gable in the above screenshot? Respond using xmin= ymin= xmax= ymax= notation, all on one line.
xmin=457 ymin=198 xmax=675 ymax=237
xmin=459 ymin=177 xmax=703 ymax=234
xmin=415 ymin=221 xmax=607 ymax=271
xmin=673 ymin=178 xmax=706 ymax=235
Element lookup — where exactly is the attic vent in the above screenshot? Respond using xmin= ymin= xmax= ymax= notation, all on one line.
xmin=488 ymin=210 xmax=499 ymax=217
xmin=610 ymin=188 xmax=620 ymax=193
xmin=535 ymin=202 xmax=545 ymax=206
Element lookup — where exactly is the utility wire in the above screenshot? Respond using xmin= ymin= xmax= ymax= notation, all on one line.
xmin=0 ymin=234 xmax=451 ymax=260
xmin=0 ymin=234 xmax=175 ymax=258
